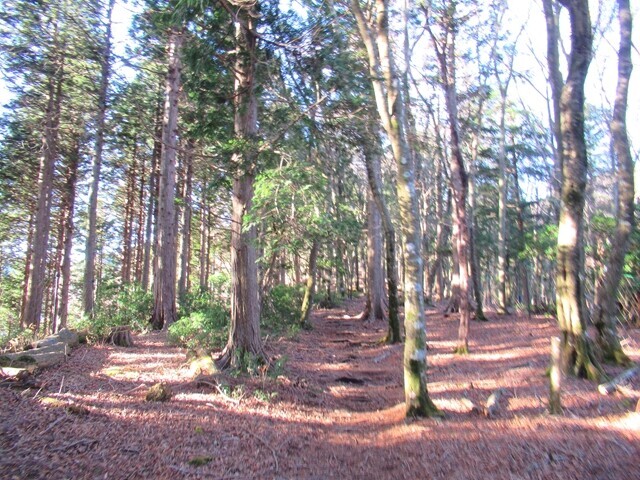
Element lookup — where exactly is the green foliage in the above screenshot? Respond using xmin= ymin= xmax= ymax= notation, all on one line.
xmin=261 ymin=284 xmax=304 ymax=335
xmin=73 ymin=283 xmax=153 ymax=339
xmin=168 ymin=303 xmax=228 ymax=353
xmin=521 ymin=224 xmax=558 ymax=261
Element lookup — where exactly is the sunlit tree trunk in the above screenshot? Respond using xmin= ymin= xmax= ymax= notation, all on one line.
xmin=178 ymin=139 xmax=194 ymax=302
xmin=300 ymin=240 xmax=319 ymax=327
xmin=426 ymin=5 xmax=471 ymax=353
xmin=362 ymin=141 xmax=400 ymax=342
xmin=23 ymin=19 xmax=65 ymax=332
xmin=151 ymin=29 xmax=183 ymax=330
xmin=542 ymin=0 xmax=564 ymax=216
xmin=555 ymin=0 xmax=600 ymax=380
xmin=84 ymin=0 xmax=114 ymax=316
xmin=592 ymin=0 xmax=633 ymax=365
xmin=217 ymin=5 xmax=264 ymax=369
xmin=351 ymin=0 xmax=438 ymax=417
xmin=58 ymin=132 xmax=81 ymax=330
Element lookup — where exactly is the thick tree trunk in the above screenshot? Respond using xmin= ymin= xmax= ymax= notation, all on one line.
xmin=351 ymin=0 xmax=437 ymax=417
xmin=151 ymin=30 xmax=182 ymax=330
xmin=555 ymin=0 xmax=600 ymax=380
xmin=592 ymin=0 xmax=633 ymax=365
xmin=84 ymin=0 xmax=114 ymax=316
xmin=217 ymin=6 xmax=264 ymax=369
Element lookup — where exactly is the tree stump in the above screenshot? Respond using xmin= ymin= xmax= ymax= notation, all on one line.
xmin=109 ymin=326 xmax=134 ymax=347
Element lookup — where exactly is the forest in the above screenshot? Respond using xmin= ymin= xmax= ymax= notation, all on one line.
xmin=0 ymin=0 xmax=639 ymax=478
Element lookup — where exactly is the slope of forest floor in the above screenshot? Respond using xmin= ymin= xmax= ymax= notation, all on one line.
xmin=1 ymin=298 xmax=639 ymax=479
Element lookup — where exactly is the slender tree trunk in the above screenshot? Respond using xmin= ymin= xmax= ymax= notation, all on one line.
xmin=427 ymin=11 xmax=472 ymax=352
xmin=300 ymin=240 xmax=319 ymax=327
xmin=555 ymin=0 xmax=600 ymax=380
xmin=151 ymin=29 xmax=183 ymax=330
xmin=543 ymin=0 xmax=564 ymax=216
xmin=58 ymin=133 xmax=81 ymax=330
xmin=199 ymin=188 xmax=208 ymax=292
xmin=217 ymin=6 xmax=264 ymax=369
xmin=363 ymin=196 xmax=385 ymax=322
xmin=23 ymin=30 xmax=64 ymax=332
xmin=20 ymin=212 xmax=35 ymax=328
xmin=142 ymin=91 xmax=163 ymax=292
xmin=362 ymin=141 xmax=400 ymax=343
xmin=592 ymin=0 xmax=633 ymax=365
xmin=178 ymin=140 xmax=194 ymax=302
xmin=351 ymin=0 xmax=438 ymax=417
xmin=84 ymin=0 xmax=114 ymax=316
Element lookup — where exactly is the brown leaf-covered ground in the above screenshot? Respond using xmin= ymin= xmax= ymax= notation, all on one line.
xmin=2 ymin=298 xmax=639 ymax=479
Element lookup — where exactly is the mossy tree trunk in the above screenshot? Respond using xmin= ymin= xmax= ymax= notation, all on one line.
xmin=300 ymin=240 xmax=319 ymax=328
xmin=350 ymin=0 xmax=438 ymax=417
xmin=592 ymin=0 xmax=633 ymax=366
xmin=555 ymin=0 xmax=600 ymax=380
xmin=362 ymin=141 xmax=400 ymax=343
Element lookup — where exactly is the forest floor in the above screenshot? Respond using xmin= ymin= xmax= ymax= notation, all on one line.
xmin=1 ymin=298 xmax=639 ymax=480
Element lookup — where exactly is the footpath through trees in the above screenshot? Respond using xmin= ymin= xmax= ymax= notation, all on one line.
xmin=1 ymin=298 xmax=639 ymax=478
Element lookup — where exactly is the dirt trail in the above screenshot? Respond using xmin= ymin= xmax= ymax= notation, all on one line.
xmin=1 ymin=298 xmax=639 ymax=479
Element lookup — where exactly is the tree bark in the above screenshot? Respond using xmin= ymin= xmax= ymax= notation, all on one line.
xmin=178 ymin=140 xmax=194 ymax=302
xmin=542 ymin=0 xmax=564 ymax=216
xmin=58 ymin=132 xmax=81 ymax=330
xmin=426 ymin=5 xmax=472 ymax=353
xmin=555 ymin=0 xmax=600 ymax=380
xmin=151 ymin=29 xmax=183 ymax=330
xmin=300 ymin=240 xmax=319 ymax=327
xmin=23 ymin=19 xmax=65 ymax=331
xmin=592 ymin=0 xmax=633 ymax=365
xmin=217 ymin=5 xmax=264 ymax=369
xmin=362 ymin=142 xmax=401 ymax=342
xmin=84 ymin=0 xmax=114 ymax=316
xmin=351 ymin=0 xmax=438 ymax=417
xmin=363 ymin=196 xmax=385 ymax=322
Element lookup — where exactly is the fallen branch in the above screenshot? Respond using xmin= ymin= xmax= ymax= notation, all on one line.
xmin=598 ymin=366 xmax=639 ymax=395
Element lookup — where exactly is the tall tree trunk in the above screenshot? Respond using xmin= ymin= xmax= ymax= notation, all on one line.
xmin=592 ymin=0 xmax=633 ymax=365
xmin=363 ymin=196 xmax=385 ymax=322
xmin=300 ymin=240 xmax=319 ymax=327
xmin=142 ymin=90 xmax=163 ymax=292
xmin=84 ymin=0 xmax=114 ymax=316
xmin=362 ymin=142 xmax=400 ymax=342
xmin=542 ymin=0 xmax=564 ymax=216
xmin=351 ymin=0 xmax=438 ymax=417
xmin=58 ymin=132 xmax=81 ymax=330
xmin=555 ymin=0 xmax=600 ymax=380
xmin=427 ymin=8 xmax=472 ymax=353
xmin=151 ymin=29 xmax=183 ymax=330
xmin=178 ymin=140 xmax=194 ymax=302
xmin=217 ymin=6 xmax=264 ymax=369
xmin=23 ymin=26 xmax=65 ymax=332
xmin=199 ymin=188 xmax=209 ymax=292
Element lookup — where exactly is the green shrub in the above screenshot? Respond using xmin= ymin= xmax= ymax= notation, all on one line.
xmin=261 ymin=284 xmax=304 ymax=334
xmin=73 ymin=283 xmax=153 ymax=339
xmin=168 ymin=303 xmax=229 ymax=354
